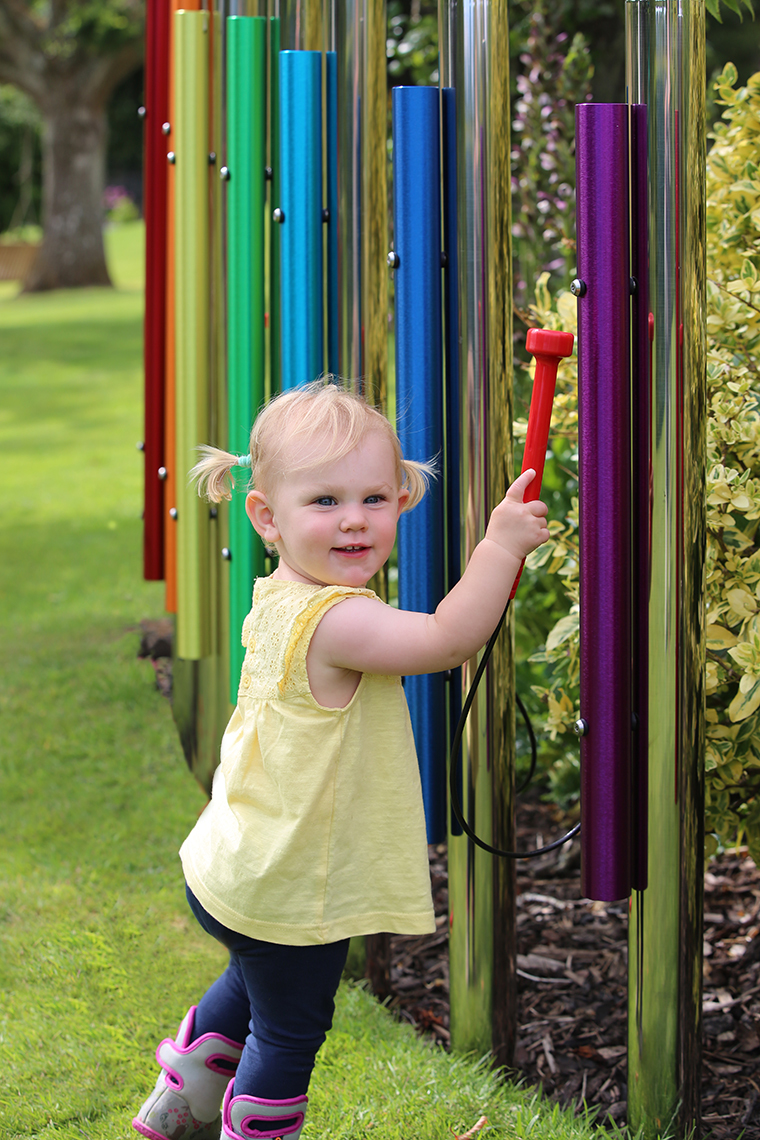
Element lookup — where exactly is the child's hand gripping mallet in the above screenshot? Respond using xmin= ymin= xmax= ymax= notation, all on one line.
xmin=510 ymin=327 xmax=575 ymax=599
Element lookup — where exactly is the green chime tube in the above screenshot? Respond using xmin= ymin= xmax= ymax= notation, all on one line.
xmin=174 ymin=9 xmax=211 ymax=661
xmin=268 ymin=16 xmax=281 ymax=395
xmin=225 ymin=15 xmax=267 ymax=699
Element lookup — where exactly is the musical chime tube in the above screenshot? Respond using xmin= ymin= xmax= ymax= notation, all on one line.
xmin=626 ymin=1 xmax=706 ymax=1134
xmin=225 ymin=15 xmax=267 ymax=698
xmin=278 ymin=50 xmax=323 ymax=390
xmin=439 ymin=0 xmax=517 ymax=1067
xmin=142 ymin=0 xmax=170 ymax=582
xmin=174 ymin=9 xmax=211 ymax=661
xmin=575 ymin=103 xmax=634 ymax=903
xmin=391 ymin=85 xmax=446 ymax=843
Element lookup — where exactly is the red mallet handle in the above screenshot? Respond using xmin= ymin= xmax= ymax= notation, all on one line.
xmin=510 ymin=327 xmax=575 ymax=598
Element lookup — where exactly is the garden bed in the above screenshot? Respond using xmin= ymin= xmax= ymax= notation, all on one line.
xmin=389 ymin=797 xmax=760 ymax=1138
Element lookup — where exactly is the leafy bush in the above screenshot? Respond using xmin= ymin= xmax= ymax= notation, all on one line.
xmin=103 ymin=184 xmax=140 ymax=223
xmin=520 ymin=65 xmax=760 ymax=861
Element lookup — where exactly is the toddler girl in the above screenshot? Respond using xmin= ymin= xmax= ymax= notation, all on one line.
xmin=133 ymin=380 xmax=549 ymax=1140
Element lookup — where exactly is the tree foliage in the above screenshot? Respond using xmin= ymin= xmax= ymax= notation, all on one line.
xmin=521 ymin=66 xmax=760 ymax=862
xmin=0 ymin=0 xmax=143 ymax=288
xmin=387 ymin=0 xmax=439 ymax=89
xmin=0 ymin=0 xmax=142 ymax=102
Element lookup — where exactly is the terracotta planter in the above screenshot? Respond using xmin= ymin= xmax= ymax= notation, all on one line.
xmin=0 ymin=242 xmax=40 ymax=283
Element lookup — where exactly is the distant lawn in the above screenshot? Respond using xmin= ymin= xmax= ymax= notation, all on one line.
xmin=0 ymin=223 xmax=613 ymax=1139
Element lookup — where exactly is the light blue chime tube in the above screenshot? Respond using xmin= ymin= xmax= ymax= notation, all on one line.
xmin=392 ymin=86 xmax=446 ymax=842
xmin=278 ymin=50 xmax=323 ymax=390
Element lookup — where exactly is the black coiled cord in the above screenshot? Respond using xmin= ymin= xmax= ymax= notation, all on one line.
xmin=448 ymin=599 xmax=581 ymax=860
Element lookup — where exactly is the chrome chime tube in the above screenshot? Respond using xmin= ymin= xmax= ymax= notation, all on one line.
xmin=626 ymin=1 xmax=706 ymax=1135
xmin=440 ymin=0 xmax=516 ymax=1066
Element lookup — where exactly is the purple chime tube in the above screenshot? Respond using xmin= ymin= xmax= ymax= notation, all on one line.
xmin=629 ymin=103 xmax=649 ymax=893
xmin=576 ymin=103 xmax=633 ymax=902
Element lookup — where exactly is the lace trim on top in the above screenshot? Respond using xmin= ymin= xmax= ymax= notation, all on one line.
xmin=238 ymin=579 xmax=376 ymax=700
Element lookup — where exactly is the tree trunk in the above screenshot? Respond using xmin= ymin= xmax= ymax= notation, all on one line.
xmin=24 ymin=95 xmax=112 ymax=291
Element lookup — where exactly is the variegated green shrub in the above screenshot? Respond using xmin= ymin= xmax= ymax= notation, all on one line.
xmin=520 ymin=65 xmax=760 ymax=861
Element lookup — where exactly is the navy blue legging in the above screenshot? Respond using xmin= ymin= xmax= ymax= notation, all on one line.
xmin=186 ymin=885 xmax=349 ymax=1100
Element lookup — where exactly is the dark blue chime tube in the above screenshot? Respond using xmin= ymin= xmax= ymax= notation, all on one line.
xmin=279 ymin=50 xmax=323 ymax=390
xmin=392 ymin=86 xmax=446 ymax=842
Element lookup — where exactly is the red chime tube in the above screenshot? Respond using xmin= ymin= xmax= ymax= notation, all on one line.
xmin=142 ymin=0 xmax=171 ymax=580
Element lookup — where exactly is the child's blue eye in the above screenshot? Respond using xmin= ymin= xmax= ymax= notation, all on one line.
xmin=364 ymin=495 xmax=384 ymax=504
xmin=314 ymin=496 xmax=336 ymax=507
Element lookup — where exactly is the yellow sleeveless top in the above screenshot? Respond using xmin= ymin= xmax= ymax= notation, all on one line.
xmin=180 ymin=578 xmax=435 ymax=945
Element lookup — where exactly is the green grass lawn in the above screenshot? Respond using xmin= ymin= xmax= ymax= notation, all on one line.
xmin=0 ymin=223 xmax=614 ymax=1138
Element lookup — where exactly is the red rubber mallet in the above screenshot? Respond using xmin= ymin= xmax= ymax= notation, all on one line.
xmin=510 ymin=327 xmax=575 ymax=598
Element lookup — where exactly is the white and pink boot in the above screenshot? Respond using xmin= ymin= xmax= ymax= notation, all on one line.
xmin=221 ymin=1078 xmax=307 ymax=1140
xmin=133 ymin=1007 xmax=244 ymax=1140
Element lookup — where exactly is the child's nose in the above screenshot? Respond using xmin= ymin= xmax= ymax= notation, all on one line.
xmin=340 ymin=505 xmax=368 ymax=531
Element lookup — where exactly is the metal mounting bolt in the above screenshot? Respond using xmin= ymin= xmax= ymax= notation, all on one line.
xmin=440 ymin=251 xmax=448 ymax=268
xmin=158 ymin=466 xmax=168 ymax=480
xmin=136 ymin=440 xmax=145 ymax=451
xmin=629 ymin=276 xmax=637 ymax=295
xmin=273 ymin=207 xmax=285 ymax=223
xmin=573 ymin=718 xmax=589 ymax=737
xmin=220 ymin=166 xmax=231 ymax=181
xmin=169 ymin=507 xmax=178 ymax=520
xmin=570 ymin=278 xmax=586 ymax=297
xmin=137 ymin=106 xmax=147 ymax=119
xmin=208 ymin=151 xmax=217 ymax=165
xmin=167 ymin=151 xmax=176 ymax=165
xmin=162 ymin=122 xmax=171 ymax=136
xmin=322 ymin=208 xmax=330 ymax=223
xmin=265 ymin=166 xmax=273 ymax=181
xmin=387 ymin=251 xmax=400 ymax=269
xmin=221 ymin=547 xmax=232 ymax=561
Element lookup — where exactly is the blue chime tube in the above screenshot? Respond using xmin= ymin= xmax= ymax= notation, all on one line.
xmin=391 ymin=85 xmax=446 ymax=842
xmin=278 ymin=50 xmax=323 ymax=390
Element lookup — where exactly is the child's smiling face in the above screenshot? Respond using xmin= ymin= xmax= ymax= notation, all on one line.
xmin=245 ymin=429 xmax=409 ymax=589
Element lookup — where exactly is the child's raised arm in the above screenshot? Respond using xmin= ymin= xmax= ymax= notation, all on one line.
xmin=310 ymin=468 xmax=549 ymax=680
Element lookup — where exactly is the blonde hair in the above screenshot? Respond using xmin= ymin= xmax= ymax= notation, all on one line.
xmin=191 ymin=379 xmax=436 ymax=510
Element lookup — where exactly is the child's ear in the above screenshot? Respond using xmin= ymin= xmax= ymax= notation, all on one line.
xmin=245 ymin=491 xmax=280 ymax=543
xmin=397 ymin=487 xmax=411 ymax=516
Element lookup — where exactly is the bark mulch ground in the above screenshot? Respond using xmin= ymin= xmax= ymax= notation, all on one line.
xmin=388 ymin=795 xmax=760 ymax=1138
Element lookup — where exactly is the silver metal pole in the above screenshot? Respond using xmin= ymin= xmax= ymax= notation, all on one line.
xmin=440 ymin=0 xmax=516 ymax=1067
xmin=334 ymin=0 xmax=363 ymax=383
xmin=278 ymin=0 xmax=322 ymax=49
xmin=625 ymin=2 xmax=706 ymax=1134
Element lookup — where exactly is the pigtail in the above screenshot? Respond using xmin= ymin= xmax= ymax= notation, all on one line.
xmin=400 ymin=456 xmax=438 ymax=511
xmin=190 ymin=445 xmax=252 ymax=503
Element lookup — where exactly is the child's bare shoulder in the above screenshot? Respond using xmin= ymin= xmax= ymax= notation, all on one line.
xmin=310 ymin=593 xmax=391 ymax=656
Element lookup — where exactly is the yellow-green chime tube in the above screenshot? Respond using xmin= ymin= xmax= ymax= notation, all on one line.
xmin=174 ymin=9 xmax=211 ymax=661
